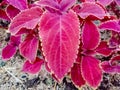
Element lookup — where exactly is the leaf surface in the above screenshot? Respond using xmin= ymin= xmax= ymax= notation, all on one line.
xmin=9 ymin=7 xmax=43 ymax=35
xmin=22 ymin=57 xmax=44 ymax=74
xmin=97 ymin=0 xmax=113 ymax=6
xmin=7 ymin=0 xmax=28 ymax=10
xmin=39 ymin=11 xmax=80 ymax=80
xmin=71 ymin=58 xmax=86 ymax=87
xmin=0 ymin=9 xmax=10 ymax=21
xmin=82 ymin=20 xmax=100 ymax=50
xmin=99 ymin=20 xmax=120 ymax=32
xmin=78 ymin=2 xmax=105 ymax=19
xmin=19 ymin=33 xmax=39 ymax=63
xmin=81 ymin=56 xmax=102 ymax=88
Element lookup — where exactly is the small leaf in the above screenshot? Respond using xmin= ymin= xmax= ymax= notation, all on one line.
xmin=22 ymin=57 xmax=44 ymax=74
xmin=99 ymin=20 xmax=120 ymax=32
xmin=95 ymin=41 xmax=112 ymax=56
xmin=6 ymin=5 xmax=20 ymax=20
xmin=82 ymin=20 xmax=100 ymax=50
xmin=19 ymin=33 xmax=39 ymax=63
xmin=2 ymin=44 xmax=17 ymax=60
xmin=39 ymin=10 xmax=80 ymax=80
xmin=101 ymin=61 xmax=120 ymax=73
xmin=9 ymin=6 xmax=43 ymax=35
xmin=7 ymin=0 xmax=28 ymax=10
xmin=71 ymin=57 xmax=86 ymax=87
xmin=81 ymin=56 xmax=102 ymax=88
xmin=110 ymin=56 xmax=120 ymax=66
xmin=78 ymin=2 xmax=105 ymax=19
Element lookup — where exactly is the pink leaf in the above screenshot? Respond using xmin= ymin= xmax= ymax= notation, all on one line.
xmin=95 ymin=41 xmax=112 ymax=56
xmin=2 ymin=44 xmax=17 ymax=60
xmin=101 ymin=61 xmax=120 ymax=73
xmin=6 ymin=5 xmax=20 ymax=20
xmin=81 ymin=56 xmax=102 ymax=88
xmin=22 ymin=57 xmax=44 ymax=74
xmin=85 ymin=0 xmax=95 ymax=2
xmin=9 ymin=6 xmax=43 ymax=35
xmin=115 ymin=0 xmax=120 ymax=6
xmin=78 ymin=2 xmax=105 ymax=19
xmin=97 ymin=0 xmax=113 ymax=6
xmin=0 ymin=9 xmax=10 ymax=21
xmin=71 ymin=58 xmax=86 ymax=87
xmin=110 ymin=56 xmax=120 ymax=66
xmin=19 ymin=33 xmax=39 ymax=63
xmin=60 ymin=0 xmax=75 ymax=11
xmin=82 ymin=20 xmax=100 ymax=50
xmin=7 ymin=0 xmax=28 ymax=10
xmin=2 ymin=35 xmax=21 ymax=60
xmin=99 ymin=20 xmax=120 ymax=32
xmin=39 ymin=10 xmax=80 ymax=80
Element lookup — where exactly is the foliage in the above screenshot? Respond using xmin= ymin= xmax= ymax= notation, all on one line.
xmin=0 ymin=0 xmax=120 ymax=89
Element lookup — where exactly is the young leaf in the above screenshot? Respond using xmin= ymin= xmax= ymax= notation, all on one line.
xmin=78 ymin=2 xmax=105 ymax=19
xmin=39 ymin=10 xmax=80 ymax=80
xmin=6 ymin=5 xmax=20 ymax=20
xmin=22 ymin=57 xmax=44 ymax=74
xmin=71 ymin=61 xmax=86 ymax=87
xmin=7 ymin=0 xmax=28 ymax=10
xmin=19 ymin=33 xmax=39 ymax=63
xmin=81 ymin=56 xmax=102 ymax=88
xmin=82 ymin=20 xmax=100 ymax=50
xmin=2 ymin=35 xmax=21 ymax=60
xmin=101 ymin=61 xmax=120 ymax=73
xmin=2 ymin=44 xmax=17 ymax=60
xmin=95 ymin=41 xmax=112 ymax=56
xmin=99 ymin=20 xmax=120 ymax=32
xmin=9 ymin=6 xmax=43 ymax=35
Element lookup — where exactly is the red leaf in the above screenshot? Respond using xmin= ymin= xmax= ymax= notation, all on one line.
xmin=101 ymin=61 xmax=120 ymax=73
xmin=6 ymin=5 xmax=20 ymax=20
xmin=19 ymin=34 xmax=39 ymax=63
xmin=81 ymin=56 xmax=102 ymax=88
xmin=78 ymin=2 xmax=105 ymax=19
xmin=99 ymin=20 xmax=120 ymax=32
xmin=2 ymin=44 xmax=17 ymax=60
xmin=7 ymin=0 xmax=28 ymax=10
xmin=82 ymin=20 xmax=100 ymax=50
xmin=39 ymin=10 xmax=80 ymax=80
xmin=110 ymin=56 xmax=120 ymax=66
xmin=22 ymin=57 xmax=44 ymax=74
xmin=95 ymin=41 xmax=112 ymax=56
xmin=0 ymin=9 xmax=10 ymax=21
xmin=71 ymin=59 xmax=86 ymax=87
xmin=9 ymin=6 xmax=43 ymax=35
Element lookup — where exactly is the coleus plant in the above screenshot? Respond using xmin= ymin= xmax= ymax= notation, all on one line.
xmin=0 ymin=0 xmax=120 ymax=89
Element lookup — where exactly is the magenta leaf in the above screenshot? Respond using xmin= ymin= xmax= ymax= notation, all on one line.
xmin=7 ymin=0 xmax=28 ymax=10
xmin=19 ymin=33 xmax=39 ymax=63
xmin=81 ymin=56 xmax=102 ymax=88
xmin=101 ymin=61 xmax=120 ymax=73
xmin=99 ymin=20 xmax=120 ymax=32
xmin=6 ymin=5 xmax=20 ymax=20
xmin=95 ymin=41 xmax=112 ymax=56
xmin=39 ymin=10 xmax=80 ymax=80
xmin=97 ymin=0 xmax=113 ymax=6
xmin=78 ymin=2 xmax=105 ymax=19
xmin=82 ymin=20 xmax=100 ymax=50
xmin=22 ymin=57 xmax=44 ymax=74
xmin=0 ymin=9 xmax=10 ymax=21
xmin=60 ymin=0 xmax=75 ymax=11
xmin=71 ymin=58 xmax=86 ymax=87
xmin=115 ymin=0 xmax=120 ymax=6
xmin=9 ymin=6 xmax=43 ymax=35
xmin=2 ymin=35 xmax=21 ymax=60
xmin=2 ymin=44 xmax=17 ymax=60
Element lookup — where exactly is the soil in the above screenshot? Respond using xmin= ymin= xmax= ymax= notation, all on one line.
xmin=0 ymin=28 xmax=120 ymax=90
